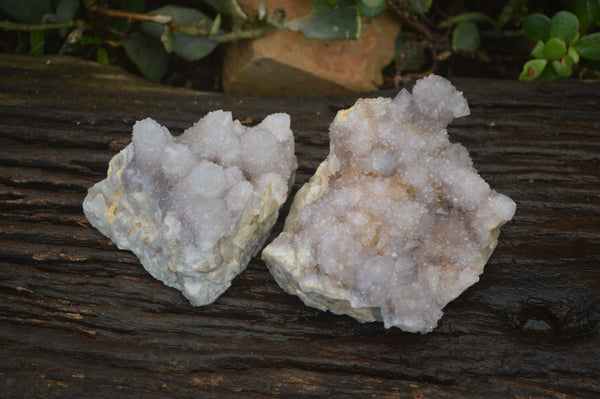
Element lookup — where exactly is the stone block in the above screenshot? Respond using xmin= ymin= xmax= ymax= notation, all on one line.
xmin=222 ymin=1 xmax=400 ymax=96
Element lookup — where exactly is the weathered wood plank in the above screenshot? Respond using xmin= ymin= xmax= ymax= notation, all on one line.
xmin=1 ymin=54 xmax=599 ymax=398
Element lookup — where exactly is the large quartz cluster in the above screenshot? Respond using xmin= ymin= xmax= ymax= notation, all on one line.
xmin=84 ymin=111 xmax=297 ymax=306
xmin=262 ymin=75 xmax=516 ymax=333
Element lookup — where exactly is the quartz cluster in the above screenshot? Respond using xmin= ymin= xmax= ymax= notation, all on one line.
xmin=262 ymin=75 xmax=516 ymax=333
xmin=84 ymin=111 xmax=297 ymax=306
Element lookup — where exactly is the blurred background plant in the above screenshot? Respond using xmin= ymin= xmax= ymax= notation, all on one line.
xmin=388 ymin=0 xmax=600 ymax=82
xmin=518 ymin=3 xmax=600 ymax=80
xmin=1 ymin=0 xmax=599 ymax=88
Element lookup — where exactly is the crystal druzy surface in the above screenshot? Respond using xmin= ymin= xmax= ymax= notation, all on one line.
xmin=262 ymin=75 xmax=516 ymax=333
xmin=84 ymin=111 xmax=297 ymax=306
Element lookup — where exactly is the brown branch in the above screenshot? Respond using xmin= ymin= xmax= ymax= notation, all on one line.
xmin=87 ymin=3 xmax=172 ymax=24
xmin=387 ymin=0 xmax=439 ymax=43
xmin=86 ymin=1 xmax=274 ymax=43
xmin=387 ymin=0 xmax=454 ymax=81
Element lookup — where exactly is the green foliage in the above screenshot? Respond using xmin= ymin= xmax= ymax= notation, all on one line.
xmin=571 ymin=0 xmax=600 ymax=31
xmin=122 ymin=34 xmax=169 ymax=82
xmin=434 ymin=11 xmax=496 ymax=56
xmin=0 ymin=0 xmax=52 ymax=24
xmin=548 ymin=11 xmax=579 ymax=43
xmin=404 ymin=0 xmax=432 ymax=14
xmin=29 ymin=29 xmax=45 ymax=56
xmin=523 ymin=14 xmax=550 ymax=41
xmin=520 ymin=59 xmax=547 ymax=80
xmin=299 ymin=0 xmax=361 ymax=40
xmin=0 ymin=0 xmax=399 ymax=81
xmin=4 ymin=0 xmax=598 ymax=84
xmin=56 ymin=0 xmax=79 ymax=37
xmin=203 ymin=0 xmax=247 ymax=25
xmin=574 ymin=33 xmax=600 ymax=61
xmin=452 ymin=21 xmax=481 ymax=52
xmin=395 ymin=33 xmax=426 ymax=72
xmin=520 ymin=7 xmax=600 ymax=81
xmin=552 ymin=55 xmax=575 ymax=77
xmin=438 ymin=12 xmax=498 ymax=30
xmin=498 ymin=0 xmax=528 ymax=28
xmin=358 ymin=0 xmax=386 ymax=18
xmin=280 ymin=0 xmax=392 ymax=41
xmin=121 ymin=0 xmax=145 ymax=13
xmin=141 ymin=5 xmax=218 ymax=61
xmin=531 ymin=41 xmax=545 ymax=58
xmin=393 ymin=2 xmax=517 ymax=77
xmin=392 ymin=0 xmax=599 ymax=81
xmin=96 ymin=46 xmax=110 ymax=64
xmin=568 ymin=46 xmax=580 ymax=63
xmin=544 ymin=37 xmax=567 ymax=60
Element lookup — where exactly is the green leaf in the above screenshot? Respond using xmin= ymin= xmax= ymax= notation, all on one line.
xmin=56 ymin=0 xmax=78 ymax=21
xmin=141 ymin=5 xmax=218 ymax=61
xmin=106 ymin=3 xmax=138 ymax=35
xmin=571 ymin=0 xmax=600 ymax=31
xmin=552 ymin=55 xmax=574 ymax=77
xmin=438 ymin=12 xmax=498 ymax=29
xmin=211 ymin=13 xmax=222 ymax=37
xmin=549 ymin=11 xmax=579 ymax=43
xmin=298 ymin=0 xmax=361 ymax=40
xmin=29 ymin=30 xmax=45 ymax=56
xmin=359 ymin=0 xmax=386 ymax=18
xmin=0 ymin=0 xmax=52 ymax=23
xmin=406 ymin=0 xmax=432 ymax=14
xmin=122 ymin=34 xmax=169 ymax=82
xmin=160 ymin=25 xmax=175 ymax=53
xmin=79 ymin=35 xmax=103 ymax=46
xmin=523 ymin=13 xmax=550 ymax=42
xmin=56 ymin=0 xmax=79 ymax=37
xmin=574 ymin=32 xmax=600 ymax=61
xmin=531 ymin=40 xmax=545 ymax=58
xmin=120 ymin=0 xmax=145 ymax=13
xmin=96 ymin=47 xmax=110 ymax=65
xmin=519 ymin=59 xmax=547 ymax=81
xmin=538 ymin=62 xmax=560 ymax=80
xmin=571 ymin=31 xmax=580 ymax=45
xmin=544 ymin=37 xmax=567 ymax=60
xmin=169 ymin=33 xmax=218 ymax=61
xmin=498 ymin=0 xmax=528 ymax=28
xmin=203 ymin=0 xmax=248 ymax=24
xmin=452 ymin=21 xmax=480 ymax=52
xmin=395 ymin=33 xmax=426 ymax=71
xmin=568 ymin=46 xmax=580 ymax=63
xmin=360 ymin=0 xmax=379 ymax=8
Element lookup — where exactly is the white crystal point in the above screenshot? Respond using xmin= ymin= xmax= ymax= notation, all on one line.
xmin=83 ymin=113 xmax=297 ymax=306
xmin=262 ymin=75 xmax=516 ymax=333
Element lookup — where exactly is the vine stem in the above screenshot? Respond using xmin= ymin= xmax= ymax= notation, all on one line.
xmin=86 ymin=1 xmax=274 ymax=43
xmin=212 ymin=27 xmax=275 ymax=43
xmin=87 ymin=3 xmax=172 ymax=24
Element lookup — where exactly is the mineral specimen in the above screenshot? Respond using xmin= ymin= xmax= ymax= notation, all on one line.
xmin=83 ymin=111 xmax=297 ymax=306
xmin=262 ymin=75 xmax=516 ymax=333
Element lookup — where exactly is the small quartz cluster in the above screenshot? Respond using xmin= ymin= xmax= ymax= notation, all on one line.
xmin=84 ymin=111 xmax=297 ymax=306
xmin=262 ymin=75 xmax=516 ymax=333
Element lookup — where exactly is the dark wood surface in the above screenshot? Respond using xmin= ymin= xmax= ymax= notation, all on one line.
xmin=1 ymin=54 xmax=599 ymax=398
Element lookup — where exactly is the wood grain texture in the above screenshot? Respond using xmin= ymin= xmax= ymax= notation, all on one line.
xmin=0 ymin=54 xmax=599 ymax=398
